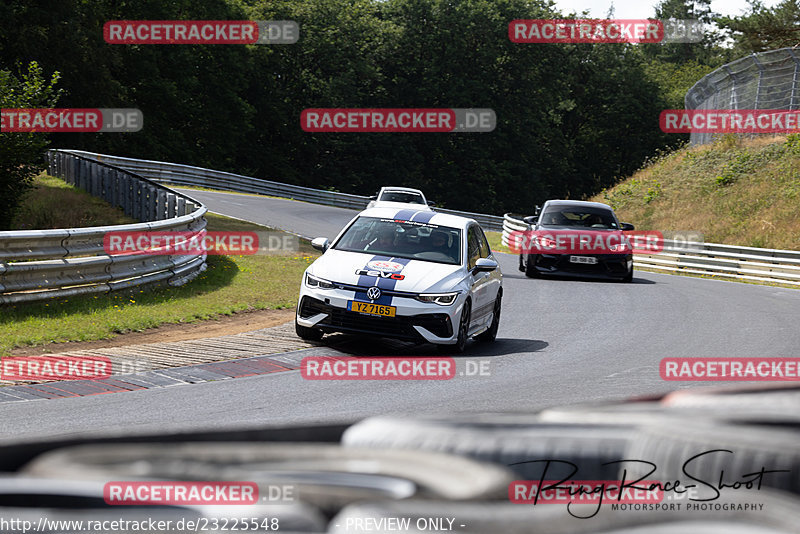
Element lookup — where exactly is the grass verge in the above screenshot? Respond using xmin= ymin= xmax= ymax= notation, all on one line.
xmin=0 ymin=212 xmax=319 ymax=356
xmin=10 ymin=173 xmax=137 ymax=229
xmin=592 ymin=134 xmax=800 ymax=250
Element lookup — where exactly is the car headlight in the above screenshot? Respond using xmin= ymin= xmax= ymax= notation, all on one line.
xmin=609 ymin=239 xmax=631 ymax=252
xmin=416 ymin=292 xmax=459 ymax=306
xmin=306 ymin=273 xmax=335 ymax=289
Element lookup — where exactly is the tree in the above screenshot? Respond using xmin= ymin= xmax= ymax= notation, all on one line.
xmin=0 ymin=61 xmax=61 ymax=229
xmin=717 ymin=0 xmax=800 ymax=54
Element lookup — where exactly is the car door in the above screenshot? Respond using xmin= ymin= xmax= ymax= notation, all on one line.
xmin=466 ymin=224 xmax=492 ymax=330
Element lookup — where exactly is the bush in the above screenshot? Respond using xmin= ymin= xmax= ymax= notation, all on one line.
xmin=0 ymin=61 xmax=61 ymax=229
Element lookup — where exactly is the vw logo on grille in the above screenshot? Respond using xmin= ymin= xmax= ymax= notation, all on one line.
xmin=366 ymin=287 xmax=382 ymax=300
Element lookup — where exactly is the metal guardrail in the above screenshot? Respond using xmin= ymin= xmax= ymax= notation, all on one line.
xmin=0 ymin=151 xmax=208 ymax=305
xmin=60 ymin=151 xmax=506 ymax=232
xmin=685 ymin=47 xmax=800 ymax=146
xmin=502 ymin=213 xmax=800 ymax=286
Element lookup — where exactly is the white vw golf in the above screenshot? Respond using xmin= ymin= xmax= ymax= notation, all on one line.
xmin=295 ymin=207 xmax=503 ymax=352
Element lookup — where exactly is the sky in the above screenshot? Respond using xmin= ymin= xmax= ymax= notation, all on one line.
xmin=554 ymin=0 xmax=780 ymax=19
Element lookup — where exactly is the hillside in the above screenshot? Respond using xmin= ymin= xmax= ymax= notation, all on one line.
xmin=591 ymin=135 xmax=800 ymax=251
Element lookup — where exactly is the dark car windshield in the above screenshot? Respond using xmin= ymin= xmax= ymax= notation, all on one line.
xmin=333 ymin=216 xmax=461 ymax=265
xmin=379 ymin=191 xmax=425 ymax=204
xmin=539 ymin=206 xmax=619 ymax=229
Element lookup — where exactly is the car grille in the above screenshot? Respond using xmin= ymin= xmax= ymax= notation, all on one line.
xmin=536 ymin=254 xmax=630 ymax=275
xmin=299 ymin=297 xmax=452 ymax=340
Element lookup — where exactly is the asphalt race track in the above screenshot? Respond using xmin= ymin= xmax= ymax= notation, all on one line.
xmin=2 ymin=190 xmax=800 ymax=441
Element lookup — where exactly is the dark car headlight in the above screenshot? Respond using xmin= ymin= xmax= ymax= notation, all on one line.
xmin=305 ymin=273 xmax=335 ymax=289
xmin=416 ymin=292 xmax=459 ymax=306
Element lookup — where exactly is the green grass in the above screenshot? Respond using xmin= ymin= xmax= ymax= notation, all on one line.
xmin=485 ymin=230 xmax=511 ymax=254
xmin=0 ymin=212 xmax=319 ymax=356
xmin=592 ymin=134 xmax=800 ymax=251
xmin=10 ymin=173 xmax=137 ymax=229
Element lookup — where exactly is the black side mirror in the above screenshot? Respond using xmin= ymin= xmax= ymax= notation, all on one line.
xmin=621 ymin=222 xmax=635 ymax=231
xmin=427 ymin=200 xmax=436 ymax=207
xmin=523 ymin=215 xmax=537 ymax=225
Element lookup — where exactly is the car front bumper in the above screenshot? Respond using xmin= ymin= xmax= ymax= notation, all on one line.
xmin=527 ymin=253 xmax=633 ymax=279
xmin=296 ymin=285 xmax=463 ymax=344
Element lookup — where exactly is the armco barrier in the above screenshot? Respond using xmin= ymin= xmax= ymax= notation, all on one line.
xmin=502 ymin=213 xmax=800 ymax=286
xmin=0 ymin=151 xmax=208 ymax=305
xmin=59 ymin=151 xmax=506 ymax=232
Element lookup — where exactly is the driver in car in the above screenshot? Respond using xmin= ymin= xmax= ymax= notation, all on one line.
xmin=429 ymin=230 xmax=452 ymax=258
xmin=368 ymin=228 xmax=395 ymax=250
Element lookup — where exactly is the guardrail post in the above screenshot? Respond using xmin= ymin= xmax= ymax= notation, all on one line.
xmin=137 ymin=183 xmax=147 ymax=222
xmin=89 ymin=164 xmax=97 ymax=196
xmin=156 ymin=189 xmax=167 ymax=220
xmin=127 ymin=175 xmax=135 ymax=218
xmin=149 ymin=185 xmax=158 ymax=221
xmin=167 ymin=192 xmax=177 ymax=218
xmin=67 ymin=155 xmax=76 ymax=186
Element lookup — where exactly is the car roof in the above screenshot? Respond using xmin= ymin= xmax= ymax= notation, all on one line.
xmin=357 ymin=207 xmax=473 ymax=229
xmin=543 ymin=199 xmax=614 ymax=211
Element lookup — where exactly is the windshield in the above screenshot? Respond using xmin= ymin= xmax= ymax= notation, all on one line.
xmin=378 ymin=191 xmax=426 ymax=204
xmin=333 ymin=216 xmax=461 ymax=265
xmin=539 ymin=207 xmax=619 ymax=229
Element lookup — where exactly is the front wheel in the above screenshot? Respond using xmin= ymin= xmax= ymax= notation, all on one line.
xmin=477 ymin=293 xmax=502 ymax=342
xmin=524 ymin=255 xmax=540 ymax=278
xmin=622 ymin=266 xmax=633 ymax=283
xmin=438 ymin=300 xmax=471 ymax=354
xmin=296 ymin=321 xmax=323 ymax=341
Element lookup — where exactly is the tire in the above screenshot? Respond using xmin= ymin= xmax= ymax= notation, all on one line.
xmin=341 ymin=413 xmax=638 ymax=480
xmin=295 ymin=320 xmax=323 ymax=341
xmin=621 ymin=421 xmax=800 ymax=498
xmin=622 ymin=266 xmax=633 ymax=283
xmin=476 ymin=292 xmax=501 ymax=342
xmin=22 ymin=443 xmax=514 ymax=513
xmin=518 ymin=254 xmax=525 ymax=272
xmin=524 ymin=255 xmax=540 ymax=278
xmin=541 ymin=388 xmax=800 ymax=427
xmin=438 ymin=300 xmax=471 ymax=354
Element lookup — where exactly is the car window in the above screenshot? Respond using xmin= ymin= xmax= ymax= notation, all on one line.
xmin=467 ymin=226 xmax=481 ymax=269
xmin=379 ymin=191 xmax=425 ymax=204
xmin=334 ymin=216 xmax=461 ymax=265
xmin=539 ymin=207 xmax=619 ymax=229
xmin=477 ymin=227 xmax=491 ymax=258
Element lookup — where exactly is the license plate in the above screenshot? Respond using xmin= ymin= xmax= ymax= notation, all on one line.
xmin=347 ymin=301 xmax=396 ymax=317
xmin=570 ymin=255 xmax=598 ymax=265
